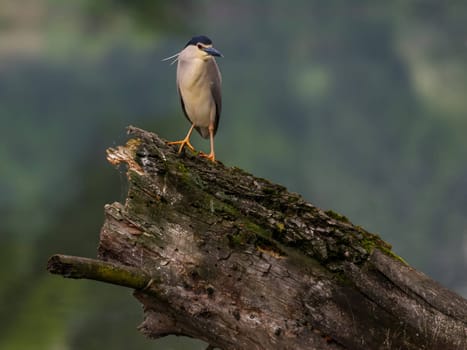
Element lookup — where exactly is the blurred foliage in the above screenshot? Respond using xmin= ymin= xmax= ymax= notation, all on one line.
xmin=0 ymin=0 xmax=466 ymax=349
xmin=82 ymin=0 xmax=192 ymax=33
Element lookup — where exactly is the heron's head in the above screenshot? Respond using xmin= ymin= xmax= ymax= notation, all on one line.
xmin=182 ymin=35 xmax=223 ymax=61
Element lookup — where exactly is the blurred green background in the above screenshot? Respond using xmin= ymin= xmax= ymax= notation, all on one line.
xmin=1 ymin=1 xmax=466 ymax=349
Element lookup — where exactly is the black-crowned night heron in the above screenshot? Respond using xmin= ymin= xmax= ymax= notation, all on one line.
xmin=164 ymin=35 xmax=223 ymax=162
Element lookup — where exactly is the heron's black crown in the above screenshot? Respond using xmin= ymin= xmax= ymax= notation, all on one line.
xmin=185 ymin=35 xmax=212 ymax=48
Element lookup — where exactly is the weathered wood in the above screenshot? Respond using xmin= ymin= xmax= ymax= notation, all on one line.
xmin=47 ymin=254 xmax=151 ymax=289
xmin=48 ymin=126 xmax=467 ymax=350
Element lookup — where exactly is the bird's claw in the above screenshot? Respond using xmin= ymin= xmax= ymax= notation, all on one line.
xmin=199 ymin=151 xmax=216 ymax=162
xmin=167 ymin=139 xmax=195 ymax=153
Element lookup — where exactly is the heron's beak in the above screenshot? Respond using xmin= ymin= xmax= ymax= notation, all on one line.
xmin=203 ymin=47 xmax=223 ymax=57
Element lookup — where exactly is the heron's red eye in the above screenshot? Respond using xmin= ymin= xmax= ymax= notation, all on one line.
xmin=197 ymin=44 xmax=203 ymax=50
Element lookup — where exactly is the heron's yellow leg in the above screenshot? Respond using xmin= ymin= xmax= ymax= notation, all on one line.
xmin=168 ymin=124 xmax=196 ymax=154
xmin=199 ymin=125 xmax=216 ymax=162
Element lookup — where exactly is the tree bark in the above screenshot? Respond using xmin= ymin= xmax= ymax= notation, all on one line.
xmin=47 ymin=126 xmax=467 ymax=350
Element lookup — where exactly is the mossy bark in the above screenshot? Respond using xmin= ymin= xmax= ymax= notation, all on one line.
xmin=48 ymin=126 xmax=467 ymax=350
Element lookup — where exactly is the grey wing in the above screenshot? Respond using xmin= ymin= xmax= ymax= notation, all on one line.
xmin=177 ymin=85 xmax=191 ymax=124
xmin=209 ymin=60 xmax=222 ymax=136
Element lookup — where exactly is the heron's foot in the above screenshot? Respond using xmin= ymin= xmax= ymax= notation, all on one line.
xmin=167 ymin=139 xmax=195 ymax=154
xmin=199 ymin=151 xmax=216 ymax=162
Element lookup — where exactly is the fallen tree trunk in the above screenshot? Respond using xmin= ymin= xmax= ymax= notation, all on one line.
xmin=47 ymin=126 xmax=467 ymax=350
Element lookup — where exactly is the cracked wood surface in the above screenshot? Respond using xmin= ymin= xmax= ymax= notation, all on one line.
xmin=71 ymin=126 xmax=467 ymax=349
